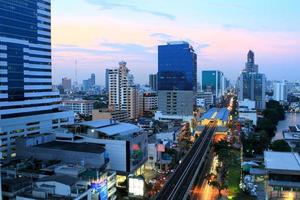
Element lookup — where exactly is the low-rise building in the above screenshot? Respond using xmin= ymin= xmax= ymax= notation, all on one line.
xmin=143 ymin=91 xmax=158 ymax=114
xmin=264 ymin=151 xmax=300 ymax=199
xmin=53 ymin=120 xmax=148 ymax=187
xmin=62 ymin=100 xmax=94 ymax=116
xmin=238 ymin=99 xmax=257 ymax=126
xmin=92 ymin=109 xmax=129 ymax=122
xmin=197 ymin=91 xmax=215 ymax=108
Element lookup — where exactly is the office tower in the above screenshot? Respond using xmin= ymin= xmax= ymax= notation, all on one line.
xmin=237 ymin=50 xmax=266 ymax=110
xmin=157 ymin=41 xmax=197 ymax=116
xmin=107 ymin=61 xmax=141 ymax=119
xmin=105 ymin=69 xmax=110 ymax=92
xmin=62 ymin=77 xmax=71 ymax=90
xmin=149 ymin=74 xmax=157 ymax=91
xmin=245 ymin=50 xmax=258 ymax=73
xmin=273 ymin=81 xmax=287 ymax=102
xmin=91 ymin=73 xmax=96 ymax=86
xmin=201 ymin=70 xmax=225 ymax=98
xmin=0 ymin=0 xmax=74 ymax=158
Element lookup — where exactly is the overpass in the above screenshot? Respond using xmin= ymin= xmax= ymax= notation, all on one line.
xmin=155 ymin=122 xmax=217 ymax=200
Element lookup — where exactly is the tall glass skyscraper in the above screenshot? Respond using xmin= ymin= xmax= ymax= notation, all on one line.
xmin=238 ymin=50 xmax=266 ymax=110
xmin=201 ymin=70 xmax=225 ymax=98
xmin=0 ymin=0 xmax=73 ymax=158
xmin=157 ymin=41 xmax=197 ymax=116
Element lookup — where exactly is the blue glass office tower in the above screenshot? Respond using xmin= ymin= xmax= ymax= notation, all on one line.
xmin=0 ymin=0 xmax=73 ymax=158
xmin=157 ymin=42 xmax=197 ymax=116
xmin=201 ymin=70 xmax=224 ymax=98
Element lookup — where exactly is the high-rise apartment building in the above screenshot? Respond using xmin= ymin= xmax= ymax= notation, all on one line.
xmin=157 ymin=41 xmax=197 ymax=116
xmin=107 ymin=61 xmax=142 ymax=119
xmin=0 ymin=0 xmax=74 ymax=158
xmin=201 ymin=70 xmax=225 ymax=98
xmin=149 ymin=74 xmax=157 ymax=91
xmin=273 ymin=80 xmax=287 ymax=102
xmin=62 ymin=77 xmax=71 ymax=90
xmin=237 ymin=50 xmax=266 ymax=110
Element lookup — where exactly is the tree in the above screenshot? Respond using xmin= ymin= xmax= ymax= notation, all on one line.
xmin=256 ymin=118 xmax=276 ymax=138
xmin=270 ymin=140 xmax=291 ymax=152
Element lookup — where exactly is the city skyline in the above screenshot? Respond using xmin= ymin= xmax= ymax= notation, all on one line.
xmin=52 ymin=0 xmax=300 ymax=85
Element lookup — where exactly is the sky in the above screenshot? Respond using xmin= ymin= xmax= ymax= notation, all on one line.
xmin=51 ymin=0 xmax=300 ymax=85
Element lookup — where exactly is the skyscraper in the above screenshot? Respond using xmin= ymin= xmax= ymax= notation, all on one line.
xmin=0 ymin=0 xmax=74 ymax=158
xmin=107 ymin=61 xmax=142 ymax=119
xmin=149 ymin=74 xmax=157 ymax=91
xmin=201 ymin=70 xmax=225 ymax=99
xmin=273 ymin=80 xmax=287 ymax=102
xmin=157 ymin=41 xmax=197 ymax=116
xmin=91 ymin=73 xmax=96 ymax=86
xmin=62 ymin=77 xmax=72 ymax=90
xmin=238 ymin=50 xmax=266 ymax=110
xmin=245 ymin=50 xmax=258 ymax=73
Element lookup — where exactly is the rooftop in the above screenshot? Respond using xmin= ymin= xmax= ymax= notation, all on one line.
xmin=37 ymin=175 xmax=78 ymax=186
xmin=79 ymin=119 xmax=118 ymax=128
xmin=96 ymin=122 xmax=141 ymax=136
xmin=264 ymin=151 xmax=300 ymax=172
xmin=37 ymin=141 xmax=105 ymax=154
xmin=200 ymin=107 xmax=229 ymax=121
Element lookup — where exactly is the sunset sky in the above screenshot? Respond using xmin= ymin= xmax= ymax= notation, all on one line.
xmin=51 ymin=0 xmax=300 ymax=85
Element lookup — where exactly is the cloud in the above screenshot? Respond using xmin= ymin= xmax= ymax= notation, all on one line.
xmin=150 ymin=32 xmax=174 ymax=40
xmin=101 ymin=42 xmax=155 ymax=54
xmin=85 ymin=0 xmax=175 ymax=20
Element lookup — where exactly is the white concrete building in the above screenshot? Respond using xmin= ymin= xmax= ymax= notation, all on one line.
xmin=238 ymin=99 xmax=257 ymax=125
xmin=53 ymin=120 xmax=148 ymax=179
xmin=107 ymin=62 xmax=142 ymax=119
xmin=273 ymin=80 xmax=287 ymax=102
xmin=62 ymin=100 xmax=94 ymax=116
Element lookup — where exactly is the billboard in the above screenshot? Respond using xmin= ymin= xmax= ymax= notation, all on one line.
xmin=128 ymin=176 xmax=144 ymax=197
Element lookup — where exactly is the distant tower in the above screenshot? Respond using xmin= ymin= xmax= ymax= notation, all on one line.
xmin=245 ymin=50 xmax=258 ymax=73
xmin=238 ymin=50 xmax=266 ymax=110
xmin=247 ymin=50 xmax=255 ymax=64
xmin=75 ymin=59 xmax=78 ymax=85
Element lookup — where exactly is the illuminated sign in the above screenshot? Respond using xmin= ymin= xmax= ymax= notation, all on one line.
xmin=131 ymin=143 xmax=143 ymax=165
xmin=128 ymin=176 xmax=144 ymax=196
xmin=91 ymin=179 xmax=108 ymax=200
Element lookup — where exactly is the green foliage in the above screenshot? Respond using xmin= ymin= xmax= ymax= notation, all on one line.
xmin=256 ymin=118 xmax=276 ymax=138
xmin=270 ymin=139 xmax=291 ymax=152
xmin=242 ymin=130 xmax=270 ymax=156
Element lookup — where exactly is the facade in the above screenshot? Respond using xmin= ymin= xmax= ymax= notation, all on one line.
xmin=0 ymin=0 xmax=74 ymax=158
xmin=273 ymin=80 xmax=287 ymax=102
xmin=157 ymin=41 xmax=197 ymax=116
xmin=238 ymin=99 xmax=257 ymax=125
xmin=143 ymin=91 xmax=158 ymax=113
xmin=201 ymin=70 xmax=225 ymax=98
xmin=149 ymin=74 xmax=157 ymax=91
xmin=62 ymin=99 xmax=94 ymax=116
xmin=62 ymin=77 xmax=72 ymax=91
xmin=54 ymin=120 xmax=148 ymax=175
xmin=197 ymin=91 xmax=215 ymax=108
xmin=237 ymin=50 xmax=266 ymax=110
xmin=92 ymin=109 xmax=129 ymax=122
xmin=107 ymin=61 xmax=142 ymax=119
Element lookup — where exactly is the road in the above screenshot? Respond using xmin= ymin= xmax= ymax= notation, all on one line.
xmin=191 ymin=157 xmax=218 ymax=200
xmin=155 ymin=122 xmax=217 ymax=200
